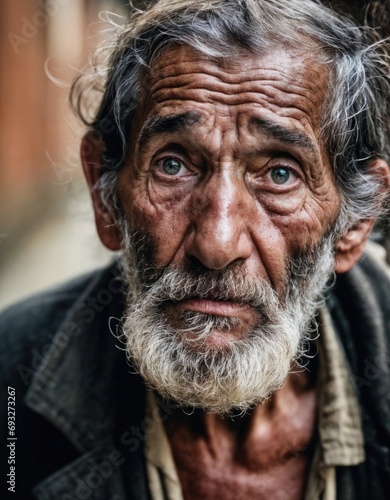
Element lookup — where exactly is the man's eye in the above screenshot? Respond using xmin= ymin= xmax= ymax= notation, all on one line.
xmin=159 ymin=158 xmax=188 ymax=176
xmin=268 ymin=167 xmax=295 ymax=185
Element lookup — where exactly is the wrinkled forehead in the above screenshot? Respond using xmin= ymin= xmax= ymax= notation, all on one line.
xmin=134 ymin=44 xmax=330 ymax=144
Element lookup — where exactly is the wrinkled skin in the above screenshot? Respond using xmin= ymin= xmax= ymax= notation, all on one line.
xmin=117 ymin=45 xmax=341 ymax=348
xmin=119 ymin=46 xmax=340 ymax=288
xmin=82 ymin=45 xmax=380 ymax=499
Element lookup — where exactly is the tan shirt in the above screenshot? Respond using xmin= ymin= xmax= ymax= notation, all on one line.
xmin=304 ymin=306 xmax=365 ymax=499
xmin=144 ymin=305 xmax=365 ymax=500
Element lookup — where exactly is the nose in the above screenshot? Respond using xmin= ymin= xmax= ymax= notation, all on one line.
xmin=184 ymin=172 xmax=253 ymax=270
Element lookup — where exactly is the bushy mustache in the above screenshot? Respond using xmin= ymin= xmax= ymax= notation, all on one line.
xmin=120 ymin=224 xmax=335 ymax=326
xmin=143 ymin=266 xmax=278 ymax=308
xmin=121 ymin=227 xmax=282 ymax=311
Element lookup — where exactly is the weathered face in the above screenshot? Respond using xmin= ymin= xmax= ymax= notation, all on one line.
xmin=117 ymin=44 xmax=340 ymax=342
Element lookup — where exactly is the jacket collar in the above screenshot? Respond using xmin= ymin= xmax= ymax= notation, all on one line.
xmin=24 ymin=262 xmax=149 ymax=499
xmin=25 ymin=262 xmax=123 ymax=453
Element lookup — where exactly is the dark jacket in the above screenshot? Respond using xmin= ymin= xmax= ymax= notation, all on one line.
xmin=1 ymin=254 xmax=389 ymax=500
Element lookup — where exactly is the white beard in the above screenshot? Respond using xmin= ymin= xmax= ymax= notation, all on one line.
xmin=120 ymin=228 xmax=335 ymax=415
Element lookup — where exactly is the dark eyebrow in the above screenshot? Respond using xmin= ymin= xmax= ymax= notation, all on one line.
xmin=250 ymin=117 xmax=317 ymax=154
xmin=137 ymin=111 xmax=203 ymax=151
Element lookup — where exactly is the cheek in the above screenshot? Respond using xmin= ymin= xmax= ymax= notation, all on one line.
xmin=118 ymin=173 xmax=192 ymax=266
xmin=270 ymin=196 xmax=339 ymax=252
xmin=249 ymin=188 xmax=339 ymax=283
xmin=273 ymin=215 xmax=317 ymax=248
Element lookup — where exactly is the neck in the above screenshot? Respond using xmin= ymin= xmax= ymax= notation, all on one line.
xmin=163 ymin=363 xmax=318 ymax=465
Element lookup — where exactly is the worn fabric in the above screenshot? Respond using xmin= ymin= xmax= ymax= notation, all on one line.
xmin=0 ymin=248 xmax=389 ymax=499
xmin=304 ymin=306 xmax=365 ymax=500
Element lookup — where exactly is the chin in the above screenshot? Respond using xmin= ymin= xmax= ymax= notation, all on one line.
xmin=122 ymin=304 xmax=301 ymax=415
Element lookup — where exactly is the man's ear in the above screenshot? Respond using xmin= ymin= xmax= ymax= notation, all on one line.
xmin=334 ymin=158 xmax=390 ymax=274
xmin=81 ymin=132 xmax=121 ymax=251
xmin=334 ymin=219 xmax=375 ymax=273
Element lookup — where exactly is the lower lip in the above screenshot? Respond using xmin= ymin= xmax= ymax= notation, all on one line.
xmin=179 ymin=299 xmax=250 ymax=317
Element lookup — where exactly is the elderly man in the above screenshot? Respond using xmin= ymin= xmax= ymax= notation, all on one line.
xmin=1 ymin=0 xmax=390 ymax=499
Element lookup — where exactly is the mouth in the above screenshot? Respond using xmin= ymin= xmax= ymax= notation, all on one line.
xmin=178 ymin=298 xmax=253 ymax=317
xmin=160 ymin=297 xmax=261 ymax=348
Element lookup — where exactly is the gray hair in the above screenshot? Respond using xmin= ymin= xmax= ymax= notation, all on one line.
xmin=71 ymin=0 xmax=390 ymax=231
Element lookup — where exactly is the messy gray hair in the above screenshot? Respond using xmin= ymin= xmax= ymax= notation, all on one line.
xmin=71 ymin=0 xmax=390 ymax=231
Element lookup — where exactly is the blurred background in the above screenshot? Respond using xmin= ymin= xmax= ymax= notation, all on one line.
xmin=0 ymin=0 xmax=389 ymax=311
xmin=0 ymin=0 xmax=132 ymax=310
